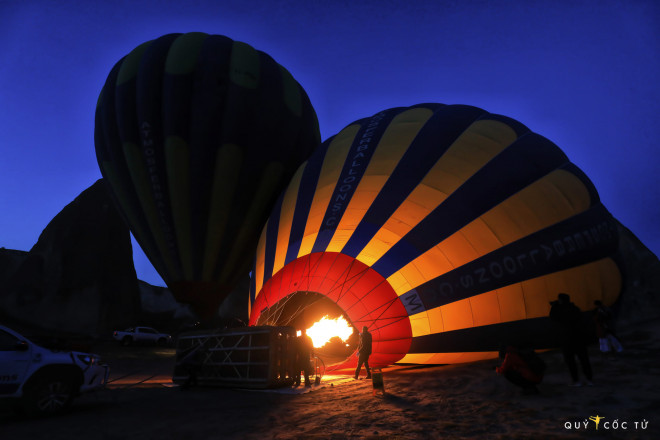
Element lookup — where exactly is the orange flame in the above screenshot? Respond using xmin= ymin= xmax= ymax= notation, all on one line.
xmin=306 ymin=315 xmax=353 ymax=348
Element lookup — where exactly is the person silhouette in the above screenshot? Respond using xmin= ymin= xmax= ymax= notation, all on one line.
xmin=177 ymin=343 xmax=204 ymax=390
xmin=593 ymin=300 xmax=623 ymax=354
xmin=294 ymin=329 xmax=314 ymax=387
xmin=549 ymin=293 xmax=593 ymax=386
xmin=354 ymin=326 xmax=372 ymax=379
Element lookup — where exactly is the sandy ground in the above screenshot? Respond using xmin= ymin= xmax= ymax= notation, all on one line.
xmin=1 ymin=320 xmax=659 ymax=440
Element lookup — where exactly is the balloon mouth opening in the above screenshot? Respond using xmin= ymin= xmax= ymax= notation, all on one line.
xmin=255 ymin=291 xmax=358 ymax=367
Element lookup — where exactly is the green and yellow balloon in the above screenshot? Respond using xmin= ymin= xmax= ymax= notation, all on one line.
xmin=95 ymin=33 xmax=320 ymax=318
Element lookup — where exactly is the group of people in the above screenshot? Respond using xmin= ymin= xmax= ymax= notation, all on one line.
xmin=181 ymin=296 xmax=619 ymax=395
xmin=292 ymin=329 xmax=314 ymax=387
xmin=496 ymin=292 xmax=624 ymax=393
xmin=291 ymin=326 xmax=373 ymax=387
xmin=176 ymin=325 xmax=374 ymax=390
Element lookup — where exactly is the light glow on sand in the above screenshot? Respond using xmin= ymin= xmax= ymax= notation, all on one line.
xmin=306 ymin=315 xmax=353 ymax=348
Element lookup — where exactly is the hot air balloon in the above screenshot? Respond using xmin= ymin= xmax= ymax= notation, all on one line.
xmin=248 ymin=103 xmax=622 ymax=369
xmin=94 ymin=33 xmax=320 ymax=318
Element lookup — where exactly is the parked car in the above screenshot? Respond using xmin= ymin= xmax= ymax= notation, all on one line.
xmin=112 ymin=327 xmax=172 ymax=346
xmin=0 ymin=325 xmax=109 ymax=416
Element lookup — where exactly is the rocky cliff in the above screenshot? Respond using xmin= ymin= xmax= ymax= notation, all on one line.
xmin=613 ymin=221 xmax=660 ymax=325
xmin=0 ymin=179 xmax=141 ymax=336
xmin=0 ymin=179 xmax=249 ymax=336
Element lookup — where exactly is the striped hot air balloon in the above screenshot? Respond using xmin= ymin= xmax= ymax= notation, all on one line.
xmin=249 ymin=103 xmax=621 ymax=368
xmin=95 ymin=33 xmax=320 ymax=318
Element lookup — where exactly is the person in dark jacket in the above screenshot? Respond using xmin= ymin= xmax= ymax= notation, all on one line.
xmin=354 ymin=326 xmax=372 ymax=379
xmin=549 ymin=293 xmax=593 ymax=386
xmin=593 ymin=300 xmax=623 ymax=354
xmin=295 ymin=329 xmax=314 ymax=387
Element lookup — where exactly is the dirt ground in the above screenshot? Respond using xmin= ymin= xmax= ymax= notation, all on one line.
xmin=1 ymin=320 xmax=659 ymax=440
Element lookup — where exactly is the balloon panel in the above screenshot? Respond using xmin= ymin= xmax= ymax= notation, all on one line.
xmin=95 ymin=33 xmax=320 ymax=316
xmin=249 ymin=103 xmax=621 ymax=367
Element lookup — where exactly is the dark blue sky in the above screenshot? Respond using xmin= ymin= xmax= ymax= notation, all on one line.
xmin=1 ymin=0 xmax=658 ymax=287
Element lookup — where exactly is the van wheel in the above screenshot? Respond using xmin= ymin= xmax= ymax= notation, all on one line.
xmin=22 ymin=374 xmax=75 ymax=416
xmin=157 ymin=337 xmax=167 ymax=347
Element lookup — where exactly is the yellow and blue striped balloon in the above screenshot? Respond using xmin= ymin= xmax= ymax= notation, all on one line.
xmin=249 ymin=103 xmax=621 ymax=367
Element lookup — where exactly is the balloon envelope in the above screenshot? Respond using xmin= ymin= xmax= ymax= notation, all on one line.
xmin=95 ymin=33 xmax=320 ymax=317
xmin=248 ymin=103 xmax=621 ymax=368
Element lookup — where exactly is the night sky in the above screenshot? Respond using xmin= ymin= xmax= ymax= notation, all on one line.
xmin=1 ymin=0 xmax=657 ymax=287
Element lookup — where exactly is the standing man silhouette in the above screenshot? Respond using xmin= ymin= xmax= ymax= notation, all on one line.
xmin=295 ymin=329 xmax=314 ymax=387
xmin=549 ymin=293 xmax=594 ymax=386
xmin=354 ymin=326 xmax=372 ymax=379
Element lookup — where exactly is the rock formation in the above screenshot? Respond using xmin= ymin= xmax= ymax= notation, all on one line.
xmin=0 ymin=248 xmax=28 ymax=282
xmin=613 ymin=221 xmax=660 ymax=325
xmin=0 ymin=179 xmax=141 ymax=336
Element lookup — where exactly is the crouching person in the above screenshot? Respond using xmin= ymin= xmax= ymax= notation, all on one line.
xmin=496 ymin=345 xmax=545 ymax=395
xmin=178 ymin=344 xmax=204 ymax=390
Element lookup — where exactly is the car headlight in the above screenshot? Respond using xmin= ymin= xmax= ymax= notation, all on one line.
xmin=77 ymin=354 xmax=98 ymax=365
